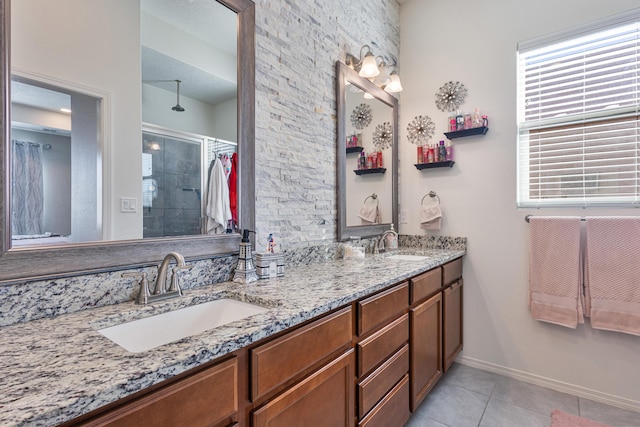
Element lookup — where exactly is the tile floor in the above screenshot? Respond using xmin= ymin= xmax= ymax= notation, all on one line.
xmin=405 ymin=363 xmax=640 ymax=427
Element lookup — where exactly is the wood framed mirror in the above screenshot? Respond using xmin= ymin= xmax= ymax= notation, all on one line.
xmin=0 ymin=0 xmax=255 ymax=284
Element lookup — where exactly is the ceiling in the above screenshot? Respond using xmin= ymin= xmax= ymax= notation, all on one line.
xmin=140 ymin=0 xmax=238 ymax=104
xmin=12 ymin=0 xmax=238 ymax=116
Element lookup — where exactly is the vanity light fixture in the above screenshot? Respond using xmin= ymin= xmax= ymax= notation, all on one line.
xmin=346 ymin=45 xmax=379 ymax=78
xmin=60 ymin=108 xmax=72 ymax=113
xmin=345 ymin=45 xmax=403 ymax=93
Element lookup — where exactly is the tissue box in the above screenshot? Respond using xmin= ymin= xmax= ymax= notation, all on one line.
xmin=255 ymin=253 xmax=285 ymax=279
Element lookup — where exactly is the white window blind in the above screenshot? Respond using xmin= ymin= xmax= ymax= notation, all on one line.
xmin=517 ymin=10 xmax=640 ymax=207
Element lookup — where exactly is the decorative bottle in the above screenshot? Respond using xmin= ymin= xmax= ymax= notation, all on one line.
xmin=439 ymin=140 xmax=447 ymax=162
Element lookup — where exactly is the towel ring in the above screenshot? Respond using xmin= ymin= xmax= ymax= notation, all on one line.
xmin=421 ymin=191 xmax=440 ymax=205
xmin=364 ymin=193 xmax=378 ymax=204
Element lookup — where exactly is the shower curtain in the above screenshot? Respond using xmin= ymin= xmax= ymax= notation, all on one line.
xmin=11 ymin=141 xmax=44 ymax=236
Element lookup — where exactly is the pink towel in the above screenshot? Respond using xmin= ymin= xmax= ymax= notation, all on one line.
xmin=585 ymin=217 xmax=640 ymax=336
xmin=529 ymin=217 xmax=584 ymax=328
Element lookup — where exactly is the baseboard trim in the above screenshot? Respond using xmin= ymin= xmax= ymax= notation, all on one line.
xmin=457 ymin=355 xmax=640 ymax=413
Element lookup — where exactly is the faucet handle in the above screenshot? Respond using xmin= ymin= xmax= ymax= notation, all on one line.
xmin=167 ymin=264 xmax=191 ymax=294
xmin=122 ymin=272 xmax=150 ymax=305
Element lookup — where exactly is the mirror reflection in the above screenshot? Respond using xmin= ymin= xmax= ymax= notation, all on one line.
xmin=9 ymin=0 xmax=239 ymax=247
xmin=344 ymin=87 xmax=393 ymax=227
xmin=336 ymin=61 xmax=398 ymax=241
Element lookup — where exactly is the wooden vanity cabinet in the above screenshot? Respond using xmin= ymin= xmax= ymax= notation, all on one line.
xmin=61 ymin=257 xmax=463 ymax=427
xmin=442 ymin=258 xmax=463 ymax=372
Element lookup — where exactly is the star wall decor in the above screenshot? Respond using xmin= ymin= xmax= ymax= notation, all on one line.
xmin=435 ymin=81 xmax=468 ymax=112
xmin=406 ymin=115 xmax=435 ymax=145
xmin=372 ymin=122 xmax=393 ymax=150
xmin=350 ymin=103 xmax=373 ymax=130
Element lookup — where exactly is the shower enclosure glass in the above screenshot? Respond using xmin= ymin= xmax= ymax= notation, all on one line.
xmin=142 ymin=126 xmax=237 ymax=238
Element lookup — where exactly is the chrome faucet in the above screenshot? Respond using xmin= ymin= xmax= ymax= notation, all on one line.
xmin=378 ymin=224 xmax=399 ymax=253
xmin=123 ymin=252 xmax=190 ymax=305
xmin=154 ymin=252 xmax=187 ymax=295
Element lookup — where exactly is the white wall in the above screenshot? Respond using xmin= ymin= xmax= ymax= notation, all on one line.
xmin=210 ymin=97 xmax=238 ymax=143
xmin=11 ymin=0 xmax=142 ymax=241
xmin=142 ymin=83 xmax=226 ymax=138
xmin=400 ymin=0 xmax=640 ymax=409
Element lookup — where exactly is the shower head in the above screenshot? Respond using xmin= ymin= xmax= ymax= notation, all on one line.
xmin=172 ymin=80 xmax=185 ymax=112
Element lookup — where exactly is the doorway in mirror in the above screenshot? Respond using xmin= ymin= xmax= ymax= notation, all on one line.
xmin=10 ymin=76 xmax=103 ymax=247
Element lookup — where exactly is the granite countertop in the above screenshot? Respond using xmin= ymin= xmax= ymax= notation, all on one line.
xmin=0 ymin=249 xmax=464 ymax=426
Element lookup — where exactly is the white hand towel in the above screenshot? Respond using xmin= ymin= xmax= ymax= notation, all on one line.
xmin=206 ymin=159 xmax=232 ymax=234
xmin=420 ymin=197 xmax=442 ymax=231
xmin=358 ymin=198 xmax=379 ymax=224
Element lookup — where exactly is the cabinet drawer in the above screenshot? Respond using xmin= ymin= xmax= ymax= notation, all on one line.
xmin=357 ymin=314 xmax=409 ymax=377
xmin=251 ymin=307 xmax=352 ymax=401
xmin=358 ymin=282 xmax=408 ymax=336
xmin=358 ymin=344 xmax=409 ymax=419
xmin=252 ymin=350 xmax=354 ymax=427
xmin=443 ymin=257 xmax=463 ymax=286
xmin=410 ymin=268 xmax=442 ymax=304
xmin=80 ymin=357 xmax=238 ymax=427
xmin=358 ymin=374 xmax=410 ymax=427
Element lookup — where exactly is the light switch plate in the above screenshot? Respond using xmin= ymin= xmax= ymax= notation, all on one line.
xmin=400 ymin=210 xmax=408 ymax=224
xmin=121 ymin=197 xmax=138 ymax=213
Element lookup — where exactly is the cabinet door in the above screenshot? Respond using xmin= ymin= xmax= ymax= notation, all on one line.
xmin=443 ymin=279 xmax=463 ymax=372
xmin=252 ymin=350 xmax=355 ymax=427
xmin=410 ymin=292 xmax=442 ymax=412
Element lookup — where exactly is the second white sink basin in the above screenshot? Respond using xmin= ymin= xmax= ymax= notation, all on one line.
xmin=98 ymin=299 xmax=269 ymax=353
xmin=385 ymin=254 xmax=429 ymax=262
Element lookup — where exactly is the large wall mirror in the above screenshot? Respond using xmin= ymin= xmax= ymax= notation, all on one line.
xmin=336 ymin=62 xmax=398 ymax=241
xmin=0 ymin=0 xmax=255 ymax=283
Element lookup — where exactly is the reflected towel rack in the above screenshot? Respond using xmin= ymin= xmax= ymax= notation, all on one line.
xmin=364 ymin=193 xmax=378 ymax=204
xmin=525 ymin=215 xmax=586 ymax=223
xmin=421 ymin=191 xmax=440 ymax=205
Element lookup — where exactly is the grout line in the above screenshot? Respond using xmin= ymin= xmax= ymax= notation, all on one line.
xmin=476 ymin=380 xmax=497 ymax=427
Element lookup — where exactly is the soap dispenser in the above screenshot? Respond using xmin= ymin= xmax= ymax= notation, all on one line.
xmin=233 ymin=230 xmax=259 ymax=283
xmin=385 ymin=223 xmax=398 ymax=250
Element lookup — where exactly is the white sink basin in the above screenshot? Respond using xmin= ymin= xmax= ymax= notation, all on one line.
xmin=385 ymin=254 xmax=429 ymax=262
xmin=98 ymin=299 xmax=269 ymax=353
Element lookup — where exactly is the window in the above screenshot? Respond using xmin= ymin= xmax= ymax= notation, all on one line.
xmin=517 ymin=10 xmax=640 ymax=207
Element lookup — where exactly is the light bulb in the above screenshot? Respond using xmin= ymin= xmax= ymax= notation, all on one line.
xmin=359 ymin=53 xmax=380 ymax=78
xmin=384 ymin=72 xmax=403 ymax=93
